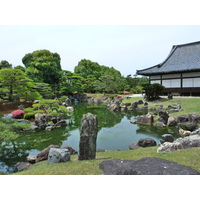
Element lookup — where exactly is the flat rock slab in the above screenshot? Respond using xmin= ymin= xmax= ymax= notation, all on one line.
xmin=99 ymin=157 xmax=200 ymax=175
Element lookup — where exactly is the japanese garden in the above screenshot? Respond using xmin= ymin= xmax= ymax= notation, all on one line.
xmin=0 ymin=48 xmax=200 ymax=175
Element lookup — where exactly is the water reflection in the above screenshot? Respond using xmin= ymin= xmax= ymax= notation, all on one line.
xmin=0 ymin=103 xmax=179 ymax=173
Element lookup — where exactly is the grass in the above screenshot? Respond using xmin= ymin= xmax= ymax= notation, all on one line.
xmin=14 ymin=146 xmax=200 ymax=175
xmin=124 ymin=96 xmax=200 ymax=117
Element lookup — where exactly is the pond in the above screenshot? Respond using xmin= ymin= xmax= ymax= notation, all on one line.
xmin=0 ymin=103 xmax=179 ymax=173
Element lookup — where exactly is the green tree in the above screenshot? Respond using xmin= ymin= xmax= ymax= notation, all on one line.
xmin=22 ymin=49 xmax=62 ymax=90
xmin=0 ymin=60 xmax=12 ymax=69
xmin=0 ymin=68 xmax=41 ymax=101
xmin=34 ymin=82 xmax=55 ymax=99
xmin=60 ymin=70 xmax=84 ymax=95
xmin=14 ymin=65 xmax=25 ymax=72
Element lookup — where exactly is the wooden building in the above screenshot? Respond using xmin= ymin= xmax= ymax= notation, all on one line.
xmin=137 ymin=41 xmax=200 ymax=96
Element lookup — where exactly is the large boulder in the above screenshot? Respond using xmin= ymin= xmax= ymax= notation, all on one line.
xmin=158 ymin=109 xmax=169 ymax=124
xmin=188 ymin=113 xmax=200 ymax=124
xmin=160 ymin=134 xmax=174 ymax=144
xmin=78 ymin=113 xmax=98 ymax=160
xmin=178 ymin=122 xmax=198 ymax=131
xmin=136 ymin=113 xmax=154 ymax=125
xmin=36 ymin=144 xmax=60 ymax=162
xmin=48 ymin=148 xmax=70 ymax=164
xmin=16 ymin=162 xmax=31 ymax=172
xmin=157 ymin=134 xmax=200 ymax=152
xmin=167 ymin=116 xmax=177 ymax=126
xmin=179 ymin=128 xmax=191 ymax=137
xmin=137 ymin=138 xmax=157 ymax=147
xmin=99 ymin=157 xmax=200 ymax=175
xmin=35 ymin=113 xmax=47 ymax=130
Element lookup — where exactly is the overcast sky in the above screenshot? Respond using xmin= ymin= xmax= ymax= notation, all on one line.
xmin=1 ymin=25 xmax=200 ymax=76
xmin=1 ymin=1 xmax=200 ymax=77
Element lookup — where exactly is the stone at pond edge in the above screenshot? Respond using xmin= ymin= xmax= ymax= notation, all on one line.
xmin=157 ymin=134 xmax=200 ymax=152
xmin=160 ymin=134 xmax=174 ymax=144
xmin=137 ymin=138 xmax=157 ymax=147
xmin=99 ymin=157 xmax=200 ymax=175
xmin=36 ymin=144 xmax=60 ymax=162
xmin=136 ymin=113 xmax=154 ymax=125
xmin=48 ymin=148 xmax=70 ymax=164
xmin=16 ymin=162 xmax=31 ymax=172
xmin=129 ymin=143 xmax=140 ymax=150
xmin=27 ymin=155 xmax=37 ymax=164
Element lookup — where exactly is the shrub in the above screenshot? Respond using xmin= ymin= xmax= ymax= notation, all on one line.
xmin=142 ymin=83 xmax=165 ymax=101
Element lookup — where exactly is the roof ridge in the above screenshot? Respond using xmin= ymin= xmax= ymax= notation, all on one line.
xmin=174 ymin=41 xmax=200 ymax=48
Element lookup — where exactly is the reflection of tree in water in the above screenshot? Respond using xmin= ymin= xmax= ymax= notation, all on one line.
xmin=0 ymin=127 xmax=70 ymax=173
xmin=70 ymin=103 xmax=125 ymax=131
xmin=136 ymin=124 xmax=179 ymax=138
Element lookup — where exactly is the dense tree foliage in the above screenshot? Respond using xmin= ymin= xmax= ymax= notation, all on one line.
xmin=0 ymin=52 xmax=149 ymax=101
xmin=73 ymin=59 xmax=130 ymax=93
xmin=22 ymin=49 xmax=62 ymax=90
xmin=0 ymin=68 xmax=41 ymax=101
xmin=0 ymin=60 xmax=12 ymax=69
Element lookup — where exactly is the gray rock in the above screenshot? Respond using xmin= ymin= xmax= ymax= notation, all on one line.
xmin=131 ymin=101 xmax=138 ymax=109
xmin=167 ymin=116 xmax=177 ymax=126
xmin=178 ymin=122 xmax=198 ymax=131
xmin=136 ymin=113 xmax=154 ymax=125
xmin=48 ymin=148 xmax=70 ymax=164
xmin=36 ymin=144 xmax=60 ymax=162
xmin=157 ymin=134 xmax=200 ymax=152
xmin=179 ymin=128 xmax=191 ymax=137
xmin=16 ymin=162 xmax=31 ymax=172
xmin=79 ymin=113 xmax=98 ymax=160
xmin=137 ymin=138 xmax=156 ymax=147
xmin=109 ymin=102 xmax=121 ymax=111
xmin=99 ymin=157 xmax=200 ymax=175
xmin=4 ymin=113 xmax=14 ymax=119
xmin=160 ymin=134 xmax=174 ymax=144
xmin=27 ymin=155 xmax=37 ymax=164
xmin=177 ymin=115 xmax=188 ymax=123
xmin=129 ymin=143 xmax=140 ymax=150
xmin=137 ymin=99 xmax=144 ymax=104
xmin=158 ymin=109 xmax=169 ymax=125
xmin=155 ymin=122 xmax=166 ymax=127
xmin=188 ymin=113 xmax=200 ymax=124
xmin=157 ymin=142 xmax=183 ymax=152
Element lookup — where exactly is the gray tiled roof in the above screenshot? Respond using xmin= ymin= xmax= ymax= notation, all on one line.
xmin=137 ymin=41 xmax=200 ymax=75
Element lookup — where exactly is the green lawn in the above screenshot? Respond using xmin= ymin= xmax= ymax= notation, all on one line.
xmin=14 ymin=146 xmax=200 ymax=175
xmin=125 ymin=96 xmax=200 ymax=117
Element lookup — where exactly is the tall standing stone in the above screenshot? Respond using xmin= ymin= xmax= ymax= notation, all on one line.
xmin=79 ymin=113 xmax=98 ymax=160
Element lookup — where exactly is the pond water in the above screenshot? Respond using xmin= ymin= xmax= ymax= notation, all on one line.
xmin=0 ymin=103 xmax=179 ymax=173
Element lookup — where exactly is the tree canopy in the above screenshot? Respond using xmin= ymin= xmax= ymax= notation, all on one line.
xmin=0 ymin=68 xmax=41 ymax=101
xmin=22 ymin=49 xmax=62 ymax=90
xmin=0 ymin=60 xmax=12 ymax=69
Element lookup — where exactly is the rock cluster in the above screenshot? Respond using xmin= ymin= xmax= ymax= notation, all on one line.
xmin=157 ymin=134 xmax=200 ymax=152
xmin=16 ymin=144 xmax=77 ymax=172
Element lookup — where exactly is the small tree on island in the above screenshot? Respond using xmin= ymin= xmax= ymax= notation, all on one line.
xmin=142 ymin=83 xmax=165 ymax=101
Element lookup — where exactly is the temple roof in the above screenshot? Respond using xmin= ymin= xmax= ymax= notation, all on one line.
xmin=137 ymin=41 xmax=200 ymax=76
